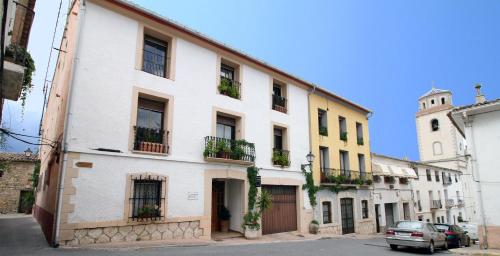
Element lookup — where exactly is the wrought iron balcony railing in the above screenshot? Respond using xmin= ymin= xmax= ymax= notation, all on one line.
xmin=272 ymin=94 xmax=287 ymax=113
xmin=203 ymin=136 xmax=255 ymax=163
xmin=218 ymin=77 xmax=241 ymax=99
xmin=445 ymin=199 xmax=455 ymax=208
xmin=133 ymin=126 xmax=169 ymax=154
xmin=321 ymin=168 xmax=373 ymax=185
xmin=272 ymin=148 xmax=290 ymax=167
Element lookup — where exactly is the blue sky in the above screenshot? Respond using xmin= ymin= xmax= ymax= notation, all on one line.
xmin=2 ymin=0 xmax=500 ymax=160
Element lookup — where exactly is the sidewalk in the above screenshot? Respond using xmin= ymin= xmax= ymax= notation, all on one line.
xmin=64 ymin=232 xmax=385 ymax=250
xmin=451 ymin=247 xmax=500 ymax=256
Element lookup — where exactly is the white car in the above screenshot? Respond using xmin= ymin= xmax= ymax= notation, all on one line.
xmin=458 ymin=223 xmax=478 ymax=242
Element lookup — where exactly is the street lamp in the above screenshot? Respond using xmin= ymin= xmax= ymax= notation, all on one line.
xmin=301 ymin=152 xmax=315 ymax=171
xmin=24 ymin=148 xmax=33 ymax=157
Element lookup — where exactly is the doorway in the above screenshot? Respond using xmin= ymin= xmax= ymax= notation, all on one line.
xmin=375 ymin=204 xmax=380 ymax=233
xmin=340 ymin=198 xmax=355 ymax=234
xmin=211 ymin=180 xmax=225 ymax=232
xmin=385 ymin=203 xmax=395 ymax=228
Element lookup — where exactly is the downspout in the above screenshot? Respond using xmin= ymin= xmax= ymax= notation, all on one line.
xmin=306 ymin=84 xmax=316 ymax=217
xmin=464 ymin=112 xmax=488 ymax=249
xmin=52 ymin=0 xmax=86 ymax=247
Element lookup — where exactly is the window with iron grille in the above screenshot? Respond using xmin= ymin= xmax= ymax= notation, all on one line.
xmin=143 ymin=36 xmax=168 ymax=78
xmin=129 ymin=176 xmax=165 ymax=221
xmin=426 ymin=169 xmax=432 ymax=181
xmin=322 ymin=201 xmax=332 ymax=224
xmin=362 ymin=200 xmax=369 ymax=219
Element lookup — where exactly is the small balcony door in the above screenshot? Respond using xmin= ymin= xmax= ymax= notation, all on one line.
xmin=340 ymin=150 xmax=350 ymax=177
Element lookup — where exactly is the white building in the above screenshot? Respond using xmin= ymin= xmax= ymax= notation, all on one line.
xmin=371 ymin=154 xmax=417 ymax=233
xmin=371 ymin=154 xmax=466 ymax=232
xmin=415 ymin=87 xmax=476 ymax=222
xmin=449 ymin=85 xmax=500 ymax=249
xmin=34 ymin=0 xmax=370 ymax=247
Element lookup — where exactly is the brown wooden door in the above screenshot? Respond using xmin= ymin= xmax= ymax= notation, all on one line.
xmin=262 ymin=185 xmax=297 ymax=235
xmin=211 ymin=181 xmax=225 ymax=232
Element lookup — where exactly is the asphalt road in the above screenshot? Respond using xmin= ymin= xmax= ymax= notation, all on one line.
xmin=1 ymin=215 xmax=457 ymax=256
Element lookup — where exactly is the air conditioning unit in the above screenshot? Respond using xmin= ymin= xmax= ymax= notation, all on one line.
xmin=389 ymin=184 xmax=395 ymax=190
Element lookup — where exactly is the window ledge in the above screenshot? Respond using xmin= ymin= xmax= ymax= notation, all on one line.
xmin=272 ymin=164 xmax=290 ymax=169
xmin=131 ymin=150 xmax=169 ymax=157
xmin=204 ymin=157 xmax=254 ymax=166
xmin=139 ymin=69 xmax=175 ymax=82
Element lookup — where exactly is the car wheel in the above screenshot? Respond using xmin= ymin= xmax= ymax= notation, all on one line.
xmin=390 ymin=244 xmax=398 ymax=250
xmin=428 ymin=241 xmax=435 ymax=254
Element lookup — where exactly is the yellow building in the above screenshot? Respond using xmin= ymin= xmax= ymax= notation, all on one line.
xmin=308 ymin=90 xmax=375 ymax=235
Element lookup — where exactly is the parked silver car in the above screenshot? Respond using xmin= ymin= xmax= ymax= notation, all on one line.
xmin=386 ymin=221 xmax=448 ymax=254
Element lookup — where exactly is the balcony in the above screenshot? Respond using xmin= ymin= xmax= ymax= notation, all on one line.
xmin=319 ymin=126 xmax=328 ymax=136
xmin=321 ymin=168 xmax=373 ymax=186
xmin=218 ymin=77 xmax=241 ymax=99
xmin=133 ymin=126 xmax=169 ymax=154
xmin=430 ymin=200 xmax=442 ymax=210
xmin=272 ymin=148 xmax=290 ymax=167
xmin=203 ymin=136 xmax=255 ymax=165
xmin=445 ymin=199 xmax=455 ymax=209
xmin=272 ymin=94 xmax=287 ymax=113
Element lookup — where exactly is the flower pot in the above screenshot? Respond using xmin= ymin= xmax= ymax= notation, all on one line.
xmin=309 ymin=223 xmax=319 ymax=234
xmin=140 ymin=142 xmax=165 ymax=153
xmin=220 ymin=220 xmax=229 ymax=233
xmin=244 ymin=226 xmax=259 ymax=239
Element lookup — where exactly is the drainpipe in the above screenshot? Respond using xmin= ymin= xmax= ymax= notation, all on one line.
xmin=464 ymin=112 xmax=488 ymax=249
xmin=306 ymin=84 xmax=316 ymax=219
xmin=52 ymin=0 xmax=86 ymax=247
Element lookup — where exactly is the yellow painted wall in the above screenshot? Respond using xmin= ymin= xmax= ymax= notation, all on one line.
xmin=308 ymin=93 xmax=372 ymax=185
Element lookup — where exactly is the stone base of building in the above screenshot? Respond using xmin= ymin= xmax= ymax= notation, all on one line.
xmin=356 ymin=220 xmax=375 ymax=234
xmin=63 ymin=220 xmax=204 ymax=246
xmin=318 ymin=224 xmax=342 ymax=234
xmin=479 ymin=225 xmax=500 ymax=249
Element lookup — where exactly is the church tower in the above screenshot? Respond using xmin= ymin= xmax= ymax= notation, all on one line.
xmin=415 ymin=87 xmax=476 ymax=222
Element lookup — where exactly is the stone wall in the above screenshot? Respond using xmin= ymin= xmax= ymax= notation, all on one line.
xmin=318 ymin=224 xmax=342 ymax=235
xmin=356 ymin=220 xmax=375 ymax=235
xmin=0 ymin=161 xmax=35 ymax=213
xmin=64 ymin=220 xmax=203 ymax=246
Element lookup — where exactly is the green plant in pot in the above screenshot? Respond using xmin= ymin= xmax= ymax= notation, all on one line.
xmin=219 ymin=206 xmax=231 ymax=232
xmin=218 ymin=78 xmax=230 ymax=95
xmin=243 ymin=189 xmax=272 ymax=239
xmin=309 ymin=219 xmax=320 ymax=234
xmin=203 ymin=138 xmax=216 ymax=158
xmin=137 ymin=204 xmax=159 ymax=219
xmin=231 ymin=140 xmax=246 ymax=160
xmin=340 ymin=132 xmax=348 ymax=141
xmin=216 ymin=140 xmax=231 ymax=159
xmin=272 ymin=151 xmax=289 ymax=167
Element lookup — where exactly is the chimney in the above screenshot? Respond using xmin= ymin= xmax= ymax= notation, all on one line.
xmin=475 ymin=84 xmax=486 ymax=104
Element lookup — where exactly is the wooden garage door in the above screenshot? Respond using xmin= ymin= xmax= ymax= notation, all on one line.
xmin=262 ymin=185 xmax=297 ymax=235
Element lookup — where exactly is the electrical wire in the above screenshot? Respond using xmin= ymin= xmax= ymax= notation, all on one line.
xmin=0 ymin=128 xmax=57 ymax=147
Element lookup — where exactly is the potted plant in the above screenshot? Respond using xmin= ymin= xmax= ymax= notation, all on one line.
xmin=243 ymin=189 xmax=272 ymax=239
xmin=218 ymin=78 xmax=230 ymax=95
xmin=309 ymin=220 xmax=320 ymax=234
xmin=340 ymin=132 xmax=348 ymax=141
xmin=216 ymin=140 xmax=231 ymax=159
xmin=203 ymin=138 xmax=216 ymax=158
xmin=319 ymin=126 xmax=328 ymax=136
xmin=272 ymin=151 xmax=289 ymax=167
xmin=137 ymin=204 xmax=159 ymax=219
xmin=231 ymin=140 xmax=246 ymax=160
xmin=357 ymin=137 xmax=364 ymax=145
xmin=219 ymin=206 xmax=231 ymax=232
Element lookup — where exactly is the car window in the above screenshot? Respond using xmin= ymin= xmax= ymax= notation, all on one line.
xmin=434 ymin=224 xmax=449 ymax=231
xmin=396 ymin=222 xmax=423 ymax=229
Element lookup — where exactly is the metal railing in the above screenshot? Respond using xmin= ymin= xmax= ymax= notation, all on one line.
xmin=445 ymin=199 xmax=455 ymax=208
xmin=272 ymin=94 xmax=287 ymax=113
xmin=143 ymin=49 xmax=167 ymax=77
xmin=430 ymin=200 xmax=442 ymax=209
xmin=133 ymin=126 xmax=168 ymax=154
xmin=203 ymin=136 xmax=255 ymax=162
xmin=321 ymin=168 xmax=373 ymax=184
xmin=272 ymin=148 xmax=290 ymax=167
xmin=129 ymin=175 xmax=166 ymax=221
xmin=218 ymin=77 xmax=241 ymax=99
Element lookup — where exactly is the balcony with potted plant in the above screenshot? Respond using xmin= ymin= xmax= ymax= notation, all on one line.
xmin=203 ymin=136 xmax=255 ymax=165
xmin=133 ymin=126 xmax=169 ymax=154
xmin=320 ymin=168 xmax=373 ymax=187
xmin=272 ymin=148 xmax=290 ymax=167
xmin=218 ymin=77 xmax=241 ymax=99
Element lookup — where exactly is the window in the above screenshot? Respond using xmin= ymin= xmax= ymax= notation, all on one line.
xmin=219 ymin=61 xmax=240 ymax=99
xmin=143 ymin=36 xmax=167 ymax=77
xmin=441 ymin=216 xmax=445 ymax=223
xmin=455 ymin=174 xmax=458 ymax=182
xmin=339 ymin=116 xmax=347 ymax=141
xmin=422 ymin=102 xmax=426 ymax=109
xmin=431 ymin=119 xmax=439 ymax=131
xmin=416 ymin=191 xmax=422 ymax=211
xmin=216 ymin=115 xmax=236 ymax=140
xmin=273 ymin=126 xmax=289 ymax=167
xmin=340 ymin=150 xmax=350 ymax=177
xmin=414 ymin=167 xmax=419 ymax=180
xmin=437 ymin=217 xmax=440 ymax=224
xmin=272 ymin=81 xmax=287 ymax=113
xmin=358 ymin=154 xmax=366 ymax=179
xmin=356 ymin=122 xmax=363 ymax=145
xmin=318 ymin=109 xmax=328 ymax=136
xmin=426 ymin=169 xmax=432 ymax=181
xmin=431 ymin=99 xmax=435 ymax=105
xmin=319 ymin=147 xmax=330 ymax=173
xmin=0 ymin=170 xmax=3 ymax=178
xmin=441 ymin=97 xmax=445 ymax=104
xmin=362 ymin=200 xmax=369 ymax=219
xmin=435 ymin=171 xmax=440 ymax=182
xmin=134 ymin=97 xmax=167 ymax=154
xmin=322 ymin=201 xmax=332 ymax=224
xmin=130 ymin=177 xmax=165 ymax=220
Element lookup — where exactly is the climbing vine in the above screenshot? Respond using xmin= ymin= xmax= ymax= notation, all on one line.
xmin=301 ymin=165 xmax=319 ymax=207
xmin=247 ymin=166 xmax=259 ymax=210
